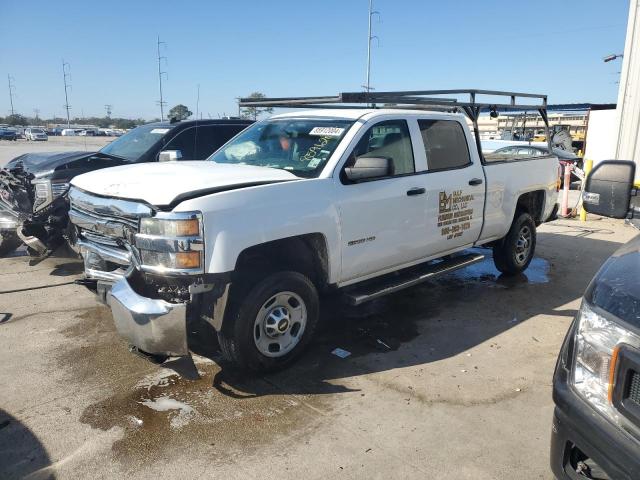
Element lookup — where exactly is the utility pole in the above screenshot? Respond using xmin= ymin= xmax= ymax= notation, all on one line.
xmin=156 ymin=36 xmax=167 ymax=121
xmin=104 ymin=104 xmax=112 ymax=117
xmin=365 ymin=0 xmax=380 ymax=93
xmin=33 ymin=108 xmax=40 ymax=123
xmin=62 ymin=60 xmax=72 ymax=128
xmin=7 ymin=74 xmax=16 ymax=116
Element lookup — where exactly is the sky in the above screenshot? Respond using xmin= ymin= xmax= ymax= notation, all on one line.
xmin=0 ymin=0 xmax=631 ymax=120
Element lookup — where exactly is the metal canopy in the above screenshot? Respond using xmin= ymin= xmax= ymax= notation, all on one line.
xmin=239 ymin=89 xmax=552 ymax=160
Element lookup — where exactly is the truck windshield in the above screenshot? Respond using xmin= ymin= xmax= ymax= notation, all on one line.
xmin=99 ymin=125 xmax=172 ymax=161
xmin=208 ymin=119 xmax=354 ymax=178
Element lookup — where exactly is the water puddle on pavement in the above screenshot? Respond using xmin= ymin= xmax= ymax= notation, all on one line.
xmin=78 ymin=361 xmax=323 ymax=466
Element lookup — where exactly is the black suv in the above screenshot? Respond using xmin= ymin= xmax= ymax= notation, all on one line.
xmin=551 ymin=160 xmax=640 ymax=479
xmin=0 ymin=118 xmax=252 ymax=256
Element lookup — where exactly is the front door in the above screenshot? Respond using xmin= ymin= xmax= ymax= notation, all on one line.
xmin=336 ymin=119 xmax=429 ymax=282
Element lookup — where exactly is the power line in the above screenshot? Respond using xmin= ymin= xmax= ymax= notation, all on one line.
xmin=62 ymin=60 xmax=72 ymax=128
xmin=104 ymin=104 xmax=112 ymax=117
xmin=156 ymin=36 xmax=168 ymax=121
xmin=7 ymin=74 xmax=16 ymax=116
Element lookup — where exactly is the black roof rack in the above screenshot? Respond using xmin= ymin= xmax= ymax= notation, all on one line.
xmin=239 ymin=89 xmax=552 ymax=155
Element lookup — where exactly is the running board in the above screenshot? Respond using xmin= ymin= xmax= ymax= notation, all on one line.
xmin=343 ymin=253 xmax=485 ymax=306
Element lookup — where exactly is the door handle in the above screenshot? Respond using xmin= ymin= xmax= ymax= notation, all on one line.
xmin=406 ymin=187 xmax=426 ymax=196
xmin=468 ymin=178 xmax=483 ymax=186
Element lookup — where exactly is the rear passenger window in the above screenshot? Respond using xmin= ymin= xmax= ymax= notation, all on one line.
xmin=194 ymin=125 xmax=245 ymax=159
xmin=351 ymin=120 xmax=415 ymax=176
xmin=418 ymin=120 xmax=471 ymax=171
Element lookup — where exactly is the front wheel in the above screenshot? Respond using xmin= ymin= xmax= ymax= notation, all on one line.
xmin=492 ymin=212 xmax=536 ymax=275
xmin=218 ymin=271 xmax=319 ymax=373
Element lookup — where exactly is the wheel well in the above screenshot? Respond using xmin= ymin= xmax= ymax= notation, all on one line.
xmin=233 ymin=234 xmax=329 ymax=290
xmin=515 ymin=190 xmax=545 ymax=225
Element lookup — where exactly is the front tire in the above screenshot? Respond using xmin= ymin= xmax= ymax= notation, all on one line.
xmin=218 ymin=271 xmax=319 ymax=373
xmin=492 ymin=212 xmax=536 ymax=275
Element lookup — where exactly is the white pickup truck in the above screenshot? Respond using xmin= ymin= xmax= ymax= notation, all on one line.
xmin=69 ymin=90 xmax=560 ymax=372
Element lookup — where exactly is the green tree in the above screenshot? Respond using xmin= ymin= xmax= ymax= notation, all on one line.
xmin=6 ymin=114 xmax=28 ymax=126
xmin=167 ymin=104 xmax=192 ymax=121
xmin=240 ymin=92 xmax=274 ymax=121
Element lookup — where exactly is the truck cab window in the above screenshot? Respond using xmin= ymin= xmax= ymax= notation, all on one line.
xmin=193 ymin=125 xmax=244 ymax=159
xmin=418 ymin=119 xmax=471 ymax=171
xmin=351 ymin=120 xmax=415 ymax=175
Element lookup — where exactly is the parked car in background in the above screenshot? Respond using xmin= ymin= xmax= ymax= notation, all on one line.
xmin=485 ymin=145 xmax=581 ymax=185
xmin=46 ymin=127 xmax=63 ymax=136
xmin=551 ymin=160 xmax=640 ymax=480
xmin=78 ymin=129 xmax=98 ymax=136
xmin=61 ymin=129 xmax=77 ymax=136
xmin=0 ymin=127 xmax=18 ymax=141
xmin=0 ymin=118 xmax=252 ymax=256
xmin=24 ymin=128 xmax=48 ymax=141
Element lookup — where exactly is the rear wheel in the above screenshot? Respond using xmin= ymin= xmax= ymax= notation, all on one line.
xmin=493 ymin=212 xmax=536 ymax=275
xmin=218 ymin=271 xmax=319 ymax=373
xmin=0 ymin=231 xmax=22 ymax=257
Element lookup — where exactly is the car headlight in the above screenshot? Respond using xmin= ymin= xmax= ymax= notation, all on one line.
xmin=572 ymin=301 xmax=640 ymax=423
xmin=32 ymin=180 xmax=52 ymax=211
xmin=135 ymin=212 xmax=203 ymax=274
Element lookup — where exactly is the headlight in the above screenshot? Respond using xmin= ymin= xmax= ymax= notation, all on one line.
xmin=32 ymin=180 xmax=52 ymax=211
xmin=135 ymin=212 xmax=203 ymax=274
xmin=140 ymin=217 xmax=200 ymax=237
xmin=572 ymin=301 xmax=640 ymax=423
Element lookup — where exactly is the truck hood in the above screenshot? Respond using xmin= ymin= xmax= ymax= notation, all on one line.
xmin=70 ymin=161 xmax=300 ymax=206
xmin=5 ymin=151 xmax=96 ymax=174
xmin=586 ymin=232 xmax=640 ymax=327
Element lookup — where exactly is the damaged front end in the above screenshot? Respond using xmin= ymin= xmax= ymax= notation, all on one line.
xmin=0 ymin=162 xmax=70 ymax=255
xmin=68 ymin=187 xmax=230 ymax=360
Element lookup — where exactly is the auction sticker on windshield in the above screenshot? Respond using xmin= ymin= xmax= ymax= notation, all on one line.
xmin=309 ymin=127 xmax=345 ymax=137
xmin=150 ymin=128 xmax=171 ymax=134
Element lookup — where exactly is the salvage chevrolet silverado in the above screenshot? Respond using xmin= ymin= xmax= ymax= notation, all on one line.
xmin=0 ymin=118 xmax=251 ymax=256
xmin=69 ymin=90 xmax=560 ymax=372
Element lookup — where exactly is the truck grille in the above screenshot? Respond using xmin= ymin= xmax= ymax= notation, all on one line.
xmin=69 ymin=187 xmax=154 ymax=280
xmin=69 ymin=187 xmax=152 ymax=244
xmin=628 ymin=371 xmax=640 ymax=406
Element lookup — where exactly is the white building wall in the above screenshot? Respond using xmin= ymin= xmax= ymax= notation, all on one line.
xmin=615 ymin=0 xmax=640 ymax=182
xmin=585 ymin=110 xmax=618 ymax=163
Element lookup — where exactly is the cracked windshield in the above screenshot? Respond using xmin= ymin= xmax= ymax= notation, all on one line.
xmin=209 ymin=119 xmax=354 ymax=177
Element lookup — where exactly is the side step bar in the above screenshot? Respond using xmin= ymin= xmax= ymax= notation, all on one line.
xmin=344 ymin=253 xmax=485 ymax=306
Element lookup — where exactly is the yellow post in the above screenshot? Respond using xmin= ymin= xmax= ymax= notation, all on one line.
xmin=580 ymin=159 xmax=594 ymax=221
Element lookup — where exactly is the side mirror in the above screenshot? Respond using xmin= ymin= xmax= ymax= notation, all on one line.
xmin=583 ymin=160 xmax=636 ymax=219
xmin=159 ymin=149 xmax=182 ymax=162
xmin=344 ymin=156 xmax=393 ymax=182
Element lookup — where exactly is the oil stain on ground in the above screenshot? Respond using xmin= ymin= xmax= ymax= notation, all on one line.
xmin=58 ymin=305 xmax=326 ymax=469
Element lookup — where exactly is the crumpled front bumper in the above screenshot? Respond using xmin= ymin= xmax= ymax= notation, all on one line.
xmin=107 ymin=277 xmax=189 ymax=357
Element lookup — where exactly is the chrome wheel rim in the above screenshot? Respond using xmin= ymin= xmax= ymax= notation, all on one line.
xmin=515 ymin=225 xmax=532 ymax=265
xmin=253 ymin=291 xmax=307 ymax=358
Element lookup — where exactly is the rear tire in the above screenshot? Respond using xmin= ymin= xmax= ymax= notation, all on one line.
xmin=218 ymin=271 xmax=319 ymax=373
xmin=0 ymin=232 xmax=21 ymax=257
xmin=493 ymin=212 xmax=536 ymax=276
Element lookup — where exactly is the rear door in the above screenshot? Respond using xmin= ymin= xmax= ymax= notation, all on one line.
xmin=415 ymin=118 xmax=485 ymax=254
